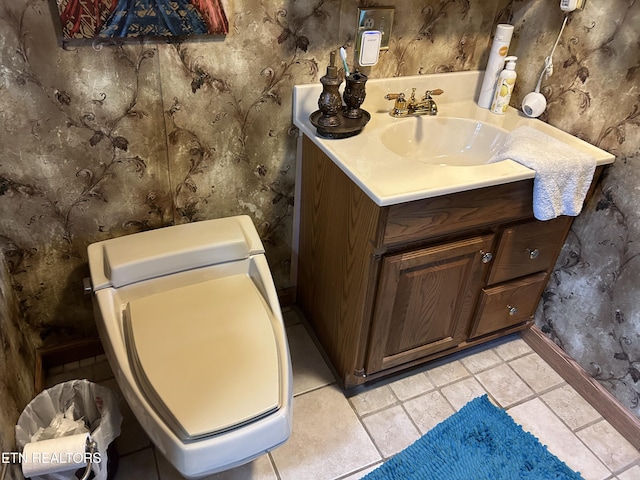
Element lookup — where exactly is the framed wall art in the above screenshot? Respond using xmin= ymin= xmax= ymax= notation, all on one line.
xmin=52 ymin=0 xmax=229 ymax=44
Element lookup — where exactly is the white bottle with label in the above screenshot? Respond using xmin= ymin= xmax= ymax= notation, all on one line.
xmin=491 ymin=56 xmax=517 ymax=115
xmin=478 ymin=24 xmax=514 ymax=109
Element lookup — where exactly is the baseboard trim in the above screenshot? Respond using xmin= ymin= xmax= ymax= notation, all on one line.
xmin=522 ymin=326 xmax=640 ymax=449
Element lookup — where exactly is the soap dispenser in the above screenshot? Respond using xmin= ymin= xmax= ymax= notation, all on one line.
xmin=491 ymin=56 xmax=517 ymax=115
xmin=317 ymin=51 xmax=343 ymax=127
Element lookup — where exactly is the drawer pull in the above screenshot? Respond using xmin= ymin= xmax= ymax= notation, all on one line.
xmin=507 ymin=305 xmax=519 ymax=316
xmin=480 ymin=251 xmax=493 ymax=263
xmin=527 ymin=248 xmax=540 ymax=259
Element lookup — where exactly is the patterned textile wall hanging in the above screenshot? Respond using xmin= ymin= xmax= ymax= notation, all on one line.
xmin=52 ymin=0 xmax=229 ymax=42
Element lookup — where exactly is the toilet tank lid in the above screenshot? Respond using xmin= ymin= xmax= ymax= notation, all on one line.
xmin=88 ymin=216 xmax=264 ymax=289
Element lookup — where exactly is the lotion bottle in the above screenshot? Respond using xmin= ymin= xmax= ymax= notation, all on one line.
xmin=478 ymin=24 xmax=514 ymax=108
xmin=491 ymin=56 xmax=517 ymax=115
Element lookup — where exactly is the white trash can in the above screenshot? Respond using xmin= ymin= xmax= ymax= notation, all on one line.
xmin=15 ymin=380 xmax=122 ymax=480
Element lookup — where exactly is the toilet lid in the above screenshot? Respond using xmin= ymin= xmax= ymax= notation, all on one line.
xmin=124 ymin=274 xmax=281 ymax=441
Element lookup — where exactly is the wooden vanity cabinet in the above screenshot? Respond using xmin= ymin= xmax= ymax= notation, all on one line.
xmin=296 ymin=136 xmax=593 ymax=389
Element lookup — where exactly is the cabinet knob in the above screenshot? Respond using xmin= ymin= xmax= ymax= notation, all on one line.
xmin=527 ymin=248 xmax=539 ymax=259
xmin=507 ymin=305 xmax=519 ymax=316
xmin=480 ymin=251 xmax=493 ymax=263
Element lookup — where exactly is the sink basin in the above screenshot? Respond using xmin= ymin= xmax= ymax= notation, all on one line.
xmin=293 ymin=71 xmax=615 ymax=206
xmin=380 ymin=117 xmax=507 ymax=166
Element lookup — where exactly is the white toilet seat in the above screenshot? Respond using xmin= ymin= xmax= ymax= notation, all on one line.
xmin=88 ymin=216 xmax=293 ymax=479
xmin=124 ymin=273 xmax=281 ymax=441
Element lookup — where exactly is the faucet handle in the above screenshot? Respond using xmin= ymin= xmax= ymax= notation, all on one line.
xmin=424 ymin=89 xmax=444 ymax=99
xmin=385 ymin=92 xmax=407 ymax=116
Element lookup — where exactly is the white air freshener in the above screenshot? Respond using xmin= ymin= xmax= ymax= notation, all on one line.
xmin=359 ymin=30 xmax=382 ymax=66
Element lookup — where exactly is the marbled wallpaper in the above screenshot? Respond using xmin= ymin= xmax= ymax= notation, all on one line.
xmin=513 ymin=1 xmax=640 ymax=418
xmin=0 ymin=0 xmax=638 ymax=425
xmin=0 ymin=252 xmax=33 ymax=473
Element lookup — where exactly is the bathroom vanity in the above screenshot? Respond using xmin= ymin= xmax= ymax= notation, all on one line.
xmin=292 ymin=72 xmax=614 ymax=389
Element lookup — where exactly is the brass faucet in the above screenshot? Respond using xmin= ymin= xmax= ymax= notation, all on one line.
xmin=384 ymin=88 xmax=444 ymax=117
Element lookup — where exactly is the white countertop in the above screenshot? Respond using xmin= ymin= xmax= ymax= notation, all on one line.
xmin=292 ymin=71 xmax=615 ymax=207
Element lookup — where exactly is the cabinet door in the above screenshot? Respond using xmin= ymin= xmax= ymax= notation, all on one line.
xmin=366 ymin=234 xmax=494 ymax=374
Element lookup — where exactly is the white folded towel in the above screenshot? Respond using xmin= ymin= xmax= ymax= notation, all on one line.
xmin=488 ymin=126 xmax=596 ymax=221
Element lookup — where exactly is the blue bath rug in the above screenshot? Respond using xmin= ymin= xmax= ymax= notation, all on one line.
xmin=363 ymin=394 xmax=583 ymax=480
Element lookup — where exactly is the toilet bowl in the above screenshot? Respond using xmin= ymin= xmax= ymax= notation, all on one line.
xmin=87 ymin=216 xmax=293 ymax=479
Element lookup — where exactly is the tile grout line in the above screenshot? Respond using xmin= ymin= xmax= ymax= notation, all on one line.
xmin=488 ymin=351 xmax=615 ymax=475
xmin=334 ymin=402 xmax=383 ymax=480
xmin=501 ymin=351 xmax=632 ymax=476
xmin=266 ymin=452 xmax=283 ymax=480
xmin=151 ymin=446 xmax=162 ymax=480
xmin=439 ymin=345 xmax=621 ymax=478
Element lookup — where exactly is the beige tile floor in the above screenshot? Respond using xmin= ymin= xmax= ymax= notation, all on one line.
xmin=46 ymin=307 xmax=640 ymax=480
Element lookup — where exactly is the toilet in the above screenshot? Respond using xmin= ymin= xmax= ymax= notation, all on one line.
xmin=87 ymin=216 xmax=293 ymax=479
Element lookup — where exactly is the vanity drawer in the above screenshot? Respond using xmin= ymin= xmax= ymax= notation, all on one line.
xmin=382 ymin=180 xmax=533 ymax=247
xmin=470 ymin=273 xmax=547 ymax=338
xmin=487 ymin=216 xmax=572 ymax=285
